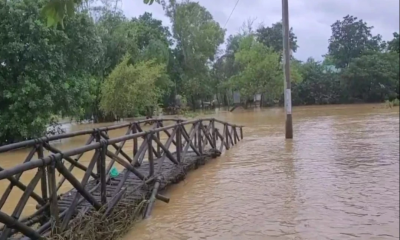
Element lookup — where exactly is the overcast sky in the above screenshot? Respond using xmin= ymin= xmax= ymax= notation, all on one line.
xmin=120 ymin=0 xmax=399 ymax=61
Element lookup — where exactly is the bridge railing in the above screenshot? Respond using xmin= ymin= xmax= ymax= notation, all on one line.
xmin=0 ymin=118 xmax=243 ymax=239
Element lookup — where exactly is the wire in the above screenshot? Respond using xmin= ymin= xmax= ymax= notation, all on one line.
xmin=224 ymin=0 xmax=240 ymax=28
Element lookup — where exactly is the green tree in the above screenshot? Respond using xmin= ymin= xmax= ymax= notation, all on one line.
xmin=168 ymin=1 xmax=225 ymax=109
xmin=83 ymin=10 xmax=173 ymax=121
xmin=341 ymin=52 xmax=399 ymax=102
xmin=100 ymin=55 xmax=167 ymax=117
xmin=211 ymin=34 xmax=245 ymax=106
xmin=131 ymin=12 xmax=172 ymax=50
xmin=292 ymin=58 xmax=342 ymax=105
xmin=42 ymin=0 xmax=160 ymax=27
xmin=388 ymin=32 xmax=399 ymax=54
xmin=230 ymin=35 xmax=282 ymax=104
xmin=0 ymin=0 xmax=100 ymax=144
xmin=132 ymin=13 xmax=173 ymax=103
xmin=328 ymin=15 xmax=384 ymax=69
xmin=256 ymin=22 xmax=298 ymax=55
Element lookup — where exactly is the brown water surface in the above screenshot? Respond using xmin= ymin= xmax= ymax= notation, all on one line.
xmin=0 ymin=104 xmax=399 ymax=240
xmin=122 ymin=104 xmax=399 ymax=240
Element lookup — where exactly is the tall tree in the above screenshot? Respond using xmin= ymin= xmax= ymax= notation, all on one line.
xmin=211 ymin=34 xmax=245 ymax=105
xmin=387 ymin=32 xmax=399 ymax=54
xmin=100 ymin=55 xmax=167 ymax=117
xmin=256 ymin=22 xmax=298 ymax=55
xmin=0 ymin=0 xmax=101 ymax=143
xmin=42 ymin=0 xmax=160 ymax=26
xmin=341 ymin=52 xmax=399 ymax=102
xmin=131 ymin=12 xmax=172 ymax=50
xmin=328 ymin=15 xmax=384 ymax=69
xmin=168 ymin=0 xmax=225 ymax=108
xmin=229 ymin=35 xmax=282 ymax=104
xmin=84 ymin=10 xmax=173 ymax=121
xmin=292 ymin=58 xmax=342 ymax=105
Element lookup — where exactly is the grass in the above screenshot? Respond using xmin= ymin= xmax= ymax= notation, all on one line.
xmin=180 ymin=109 xmax=216 ymax=118
xmin=385 ymin=98 xmax=399 ymax=108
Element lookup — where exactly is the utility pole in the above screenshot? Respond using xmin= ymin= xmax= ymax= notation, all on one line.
xmin=282 ymin=0 xmax=293 ymax=139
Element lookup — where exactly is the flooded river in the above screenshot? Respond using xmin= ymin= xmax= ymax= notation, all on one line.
xmin=1 ymin=104 xmax=399 ymax=239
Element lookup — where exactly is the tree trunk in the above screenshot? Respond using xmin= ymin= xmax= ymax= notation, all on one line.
xmin=191 ymin=96 xmax=196 ymax=111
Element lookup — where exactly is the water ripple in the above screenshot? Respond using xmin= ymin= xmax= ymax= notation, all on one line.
xmin=123 ymin=105 xmax=399 ymax=240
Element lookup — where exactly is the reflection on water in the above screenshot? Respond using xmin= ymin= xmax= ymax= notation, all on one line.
xmin=1 ymin=104 xmax=399 ymax=240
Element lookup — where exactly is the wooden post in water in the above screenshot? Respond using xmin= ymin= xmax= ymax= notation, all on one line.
xmin=282 ymin=0 xmax=293 ymax=139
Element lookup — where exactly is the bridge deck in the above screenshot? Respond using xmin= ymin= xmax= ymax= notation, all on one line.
xmin=56 ymin=151 xmax=213 ymax=217
xmin=0 ymin=118 xmax=242 ymax=240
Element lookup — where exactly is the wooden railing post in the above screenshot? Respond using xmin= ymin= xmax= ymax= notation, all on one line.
xmin=233 ymin=126 xmax=237 ymax=145
xmin=148 ymin=133 xmax=154 ymax=177
xmin=36 ymin=144 xmax=48 ymax=203
xmin=156 ymin=121 xmax=161 ymax=157
xmin=99 ymin=140 xmax=107 ymax=205
xmin=176 ymin=125 xmax=182 ymax=162
xmin=94 ymin=130 xmax=101 ymax=178
xmin=225 ymin=124 xmax=230 ymax=150
xmin=198 ymin=121 xmax=202 ymax=154
xmin=194 ymin=123 xmax=198 ymax=148
xmin=47 ymin=157 xmax=60 ymax=232
xmin=132 ymin=124 xmax=138 ymax=156
xmin=211 ymin=119 xmax=216 ymax=149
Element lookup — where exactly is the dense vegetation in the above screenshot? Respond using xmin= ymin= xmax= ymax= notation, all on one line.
xmin=1 ymin=0 xmax=399 ymax=144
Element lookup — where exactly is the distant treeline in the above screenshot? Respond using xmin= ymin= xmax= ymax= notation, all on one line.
xmin=0 ymin=0 xmax=398 ymax=144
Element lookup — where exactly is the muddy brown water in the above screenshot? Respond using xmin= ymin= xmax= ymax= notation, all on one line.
xmin=0 ymin=104 xmax=399 ymax=240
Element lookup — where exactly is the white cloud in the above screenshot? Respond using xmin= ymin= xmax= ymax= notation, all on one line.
xmin=121 ymin=0 xmax=399 ymax=61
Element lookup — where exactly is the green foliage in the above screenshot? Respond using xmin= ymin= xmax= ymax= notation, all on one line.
xmin=388 ymin=32 xmax=399 ymax=53
xmin=169 ymin=1 xmax=225 ymax=107
xmin=256 ymin=22 xmax=298 ymax=54
xmin=328 ymin=15 xmax=385 ymax=69
xmin=172 ymin=1 xmax=225 ymax=65
xmin=385 ymin=98 xmax=399 ymax=108
xmin=230 ymin=35 xmax=282 ymax=101
xmin=80 ymin=10 xmax=173 ymax=121
xmin=0 ymin=0 xmax=98 ymax=144
xmin=100 ymin=55 xmax=166 ymax=117
xmin=292 ymin=58 xmax=343 ymax=105
xmin=291 ymin=51 xmax=399 ymax=105
xmin=341 ymin=52 xmax=399 ymax=102
xmin=42 ymin=0 xmax=160 ymax=27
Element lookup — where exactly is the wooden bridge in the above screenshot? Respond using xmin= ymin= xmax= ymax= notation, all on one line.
xmin=0 ymin=118 xmax=243 ymax=239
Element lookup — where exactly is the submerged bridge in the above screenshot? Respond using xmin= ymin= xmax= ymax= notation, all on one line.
xmin=0 ymin=118 xmax=243 ymax=239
